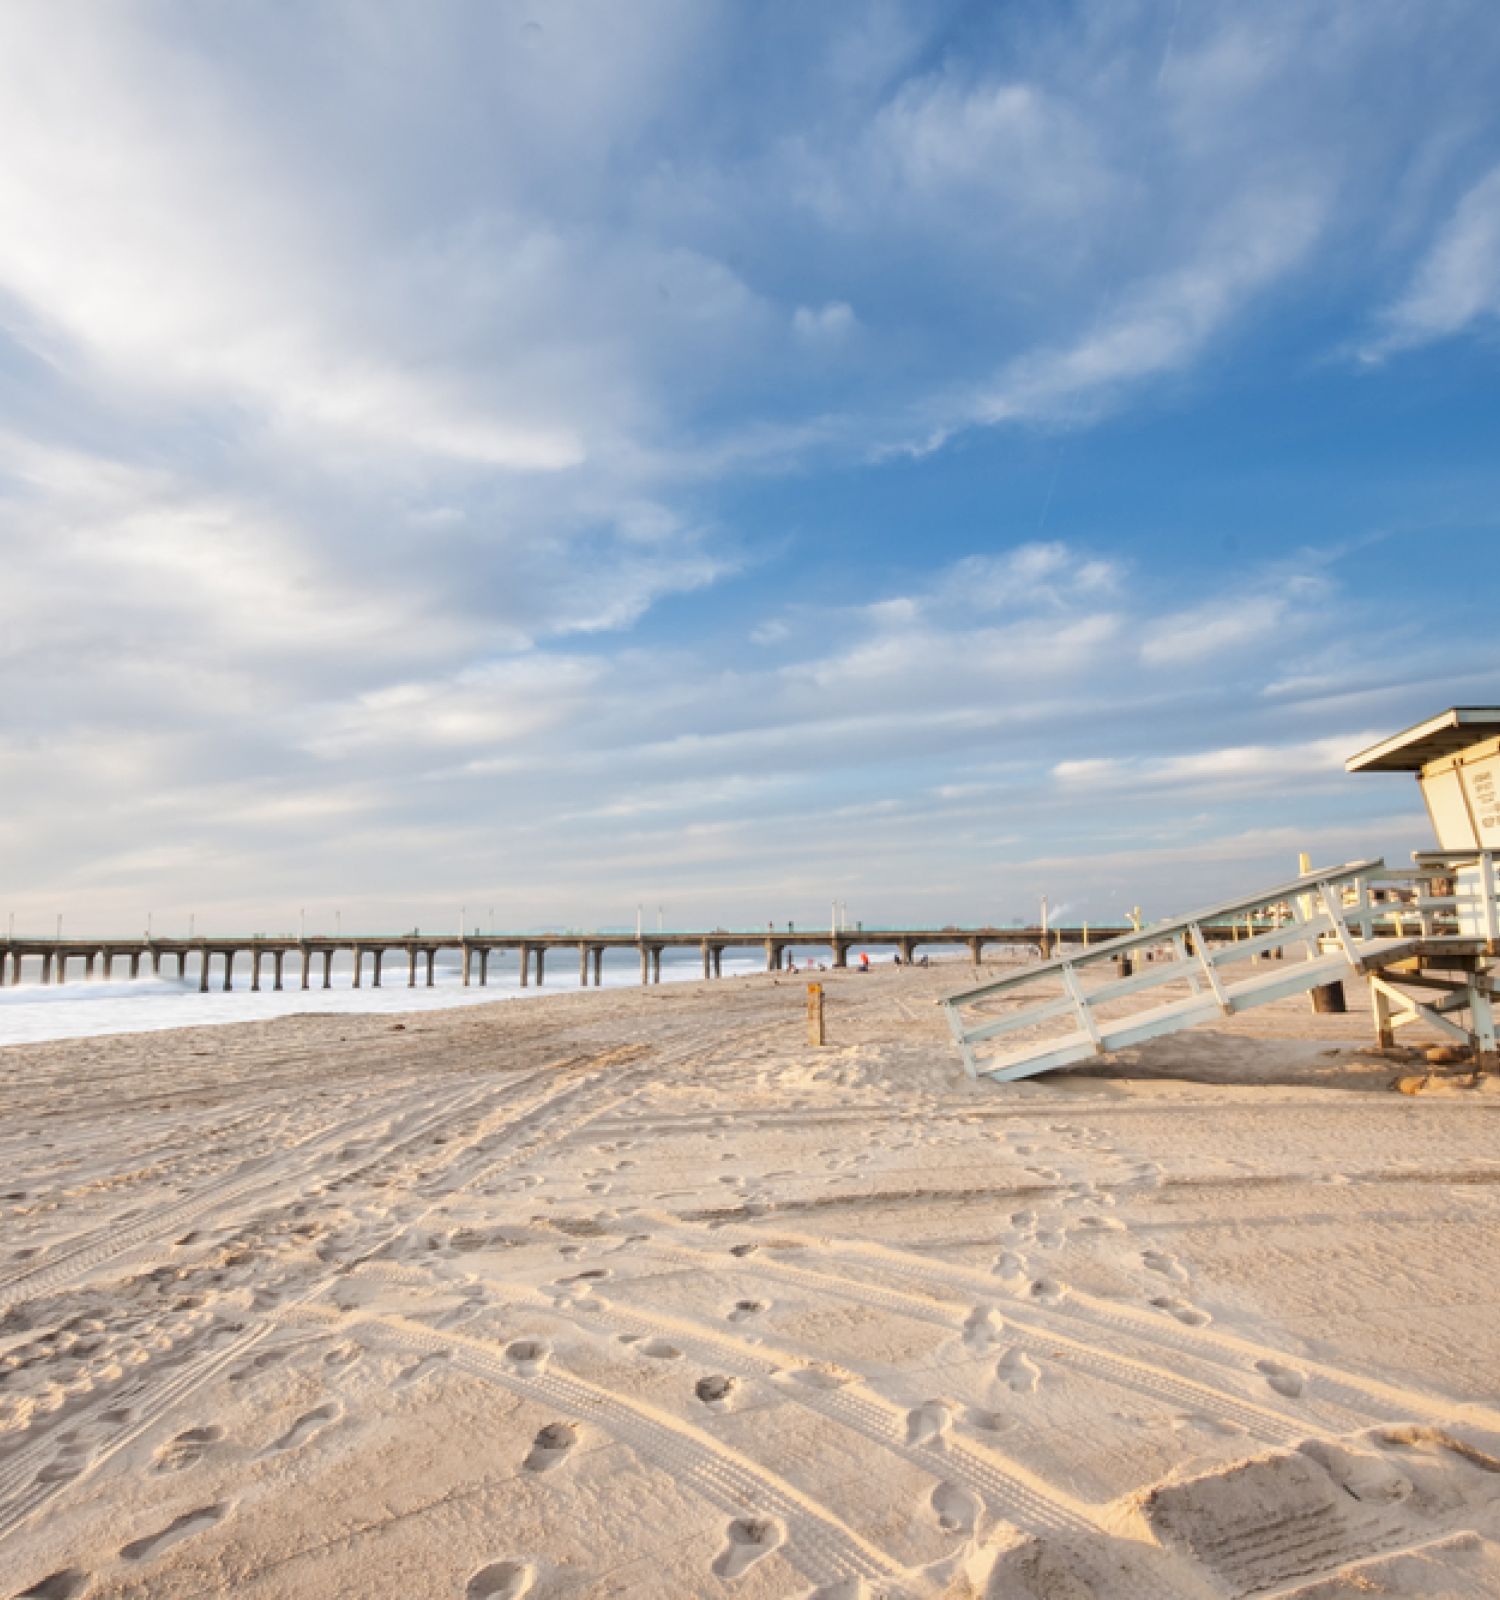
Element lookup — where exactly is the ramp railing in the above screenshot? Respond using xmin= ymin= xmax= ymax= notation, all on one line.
xmin=942 ymin=860 xmax=1413 ymax=1082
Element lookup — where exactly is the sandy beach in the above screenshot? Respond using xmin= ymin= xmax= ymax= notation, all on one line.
xmin=4 ymin=962 xmax=1500 ymax=1599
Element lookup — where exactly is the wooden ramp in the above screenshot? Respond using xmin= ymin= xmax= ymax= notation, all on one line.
xmin=943 ymin=861 xmax=1416 ymax=1082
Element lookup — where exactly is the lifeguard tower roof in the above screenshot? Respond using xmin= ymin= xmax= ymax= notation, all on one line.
xmin=1346 ymin=707 xmax=1500 ymax=773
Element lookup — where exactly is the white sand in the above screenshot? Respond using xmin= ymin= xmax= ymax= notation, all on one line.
xmin=3 ymin=965 xmax=1500 ymax=1599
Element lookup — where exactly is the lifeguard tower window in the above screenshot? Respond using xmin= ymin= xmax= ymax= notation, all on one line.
xmin=1345 ymin=707 xmax=1500 ymax=850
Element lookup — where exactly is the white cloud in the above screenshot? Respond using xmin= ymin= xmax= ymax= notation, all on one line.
xmin=1054 ymin=734 xmax=1382 ymax=795
xmin=1364 ymin=164 xmax=1500 ymax=356
xmin=1140 ymin=574 xmax=1327 ymax=667
xmin=975 ymin=184 xmax=1327 ymax=426
xmin=793 ymin=301 xmax=857 ymax=340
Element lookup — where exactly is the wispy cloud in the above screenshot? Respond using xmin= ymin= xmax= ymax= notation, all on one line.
xmin=1362 ymin=163 xmax=1500 ymax=358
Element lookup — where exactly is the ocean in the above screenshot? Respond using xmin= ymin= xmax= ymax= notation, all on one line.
xmin=0 ymin=946 xmax=777 ymax=1047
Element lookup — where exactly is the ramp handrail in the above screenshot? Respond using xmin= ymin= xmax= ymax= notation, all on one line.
xmin=942 ymin=860 xmax=1396 ymax=1081
xmin=946 ymin=861 xmax=1383 ymax=1009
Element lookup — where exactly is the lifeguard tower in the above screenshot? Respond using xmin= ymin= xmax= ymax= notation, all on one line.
xmin=942 ymin=707 xmax=1499 ymax=1081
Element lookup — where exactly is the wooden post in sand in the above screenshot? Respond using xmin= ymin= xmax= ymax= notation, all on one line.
xmin=807 ymin=983 xmax=825 ymax=1046
xmin=1300 ymin=851 xmax=1347 ymax=1014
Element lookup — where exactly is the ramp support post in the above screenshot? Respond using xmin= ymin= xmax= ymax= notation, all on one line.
xmin=1471 ymin=980 xmax=1497 ymax=1071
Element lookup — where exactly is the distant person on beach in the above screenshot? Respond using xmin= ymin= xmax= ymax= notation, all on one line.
xmin=859 ymin=952 xmax=870 ymax=971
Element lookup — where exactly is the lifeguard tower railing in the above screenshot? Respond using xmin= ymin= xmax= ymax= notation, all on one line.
xmin=942 ymin=855 xmax=1499 ymax=1082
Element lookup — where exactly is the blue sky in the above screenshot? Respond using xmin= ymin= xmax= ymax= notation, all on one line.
xmin=2 ymin=0 xmax=1498 ymax=935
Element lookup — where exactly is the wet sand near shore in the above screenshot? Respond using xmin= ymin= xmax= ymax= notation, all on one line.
xmin=4 ymin=964 xmax=1500 ymax=1599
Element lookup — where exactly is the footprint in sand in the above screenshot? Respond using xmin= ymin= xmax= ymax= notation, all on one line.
xmin=228 ymin=1349 xmax=282 ymax=1385
xmin=727 ymin=1299 xmax=767 ymax=1323
xmin=120 ymin=1502 xmax=228 ymax=1562
xmin=995 ymin=1347 xmax=1041 ymax=1393
xmin=555 ymin=1267 xmax=610 ymax=1286
xmin=964 ymin=1405 xmax=1017 ymax=1437
xmin=396 ymin=1352 xmax=451 ymax=1387
xmin=712 ymin=1516 xmax=785 ymax=1581
xmin=265 ymin=1403 xmax=341 ymax=1456
xmin=931 ymin=1479 xmax=983 ymax=1535
xmin=962 ymin=1306 xmax=1005 ymax=1352
xmin=1028 ymin=1277 xmax=1064 ymax=1305
xmin=1150 ymin=1295 xmax=1211 ymax=1328
xmin=466 ymin=1559 xmax=535 ymax=1599
xmin=523 ymin=1422 xmax=577 ymax=1473
xmin=783 ymin=1366 xmax=848 ymax=1391
xmin=16 ymin=1571 xmax=89 ymax=1599
xmin=636 ymin=1338 xmax=682 ymax=1360
xmin=992 ymin=1250 xmax=1028 ymax=1285
xmin=154 ymin=1424 xmax=226 ymax=1473
xmin=906 ymin=1400 xmax=951 ymax=1446
xmin=1256 ymin=1358 xmax=1307 ymax=1398
xmin=1142 ymin=1249 xmax=1188 ymax=1283
xmin=505 ymin=1340 xmax=551 ymax=1375
xmin=695 ymin=1374 xmax=737 ymax=1409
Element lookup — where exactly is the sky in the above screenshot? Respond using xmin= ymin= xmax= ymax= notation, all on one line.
xmin=2 ymin=0 xmax=1499 ymax=938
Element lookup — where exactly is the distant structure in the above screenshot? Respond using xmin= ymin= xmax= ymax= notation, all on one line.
xmin=0 ymin=922 xmax=1140 ymax=994
xmin=944 ymin=706 xmax=1499 ymax=1081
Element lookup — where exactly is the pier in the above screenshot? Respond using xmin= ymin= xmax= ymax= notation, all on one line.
xmin=0 ymin=924 xmax=1157 ymax=992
